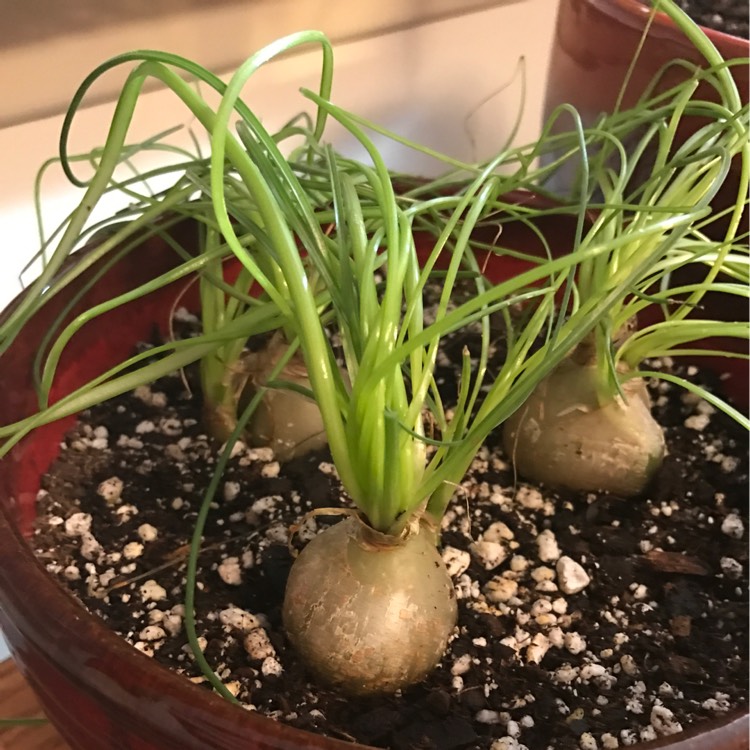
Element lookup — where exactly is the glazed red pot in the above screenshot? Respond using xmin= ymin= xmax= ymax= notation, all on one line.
xmin=545 ymin=0 xmax=749 ymax=119
xmin=543 ymin=0 xmax=749 ymax=237
xmin=0 ymin=209 xmax=746 ymax=749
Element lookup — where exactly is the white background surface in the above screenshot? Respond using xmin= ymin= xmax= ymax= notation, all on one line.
xmin=0 ymin=0 xmax=560 ymax=661
xmin=0 ymin=1 xmax=560 ymax=309
xmin=1 ymin=0 xmax=519 ymax=127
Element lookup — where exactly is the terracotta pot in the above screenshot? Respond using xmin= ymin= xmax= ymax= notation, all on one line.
xmin=545 ymin=0 xmax=748 ymax=119
xmin=542 ymin=0 xmax=749 ymax=237
xmin=0 ymin=207 xmax=746 ymax=749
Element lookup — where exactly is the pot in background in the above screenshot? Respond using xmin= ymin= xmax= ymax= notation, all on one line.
xmin=545 ymin=0 xmax=748 ymax=118
xmin=542 ymin=0 xmax=749 ymax=236
xmin=0 ymin=208 xmax=746 ymax=749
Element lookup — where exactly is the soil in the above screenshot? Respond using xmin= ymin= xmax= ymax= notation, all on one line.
xmin=32 ymin=316 xmax=748 ymax=750
xmin=646 ymin=0 xmax=749 ymax=39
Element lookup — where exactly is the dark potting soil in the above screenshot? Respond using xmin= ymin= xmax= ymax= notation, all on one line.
xmin=32 ymin=319 xmax=748 ymax=750
xmin=646 ymin=0 xmax=749 ymax=39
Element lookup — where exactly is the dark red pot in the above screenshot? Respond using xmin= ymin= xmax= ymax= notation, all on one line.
xmin=545 ymin=0 xmax=749 ymax=119
xmin=0 ymin=209 xmax=746 ymax=749
xmin=543 ymin=0 xmax=749 ymax=238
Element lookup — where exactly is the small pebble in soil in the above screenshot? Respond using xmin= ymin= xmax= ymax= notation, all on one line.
xmin=97 ymin=477 xmax=124 ymax=505
xmin=556 ymin=556 xmax=591 ymax=594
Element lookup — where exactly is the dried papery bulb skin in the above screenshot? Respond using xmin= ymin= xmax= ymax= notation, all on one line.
xmin=283 ymin=515 xmax=458 ymax=695
xmin=502 ymin=358 xmax=665 ymax=497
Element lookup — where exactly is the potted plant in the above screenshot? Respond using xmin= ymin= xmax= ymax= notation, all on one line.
xmin=0 ymin=7 xmax=747 ymax=749
xmin=503 ymin=0 xmax=749 ymax=495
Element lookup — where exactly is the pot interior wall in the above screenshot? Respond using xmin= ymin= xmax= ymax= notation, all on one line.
xmin=543 ymin=0 xmax=750 ymax=238
xmin=546 ymin=0 xmax=749 ymax=120
xmin=0 ymin=221 xmax=202 ymax=535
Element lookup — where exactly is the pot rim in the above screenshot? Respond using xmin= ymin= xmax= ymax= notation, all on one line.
xmin=1 ymin=355 xmax=746 ymax=750
xmin=2 ymin=505 xmax=747 ymax=750
xmin=588 ymin=0 xmax=750 ymax=53
xmin=0 ymin=228 xmax=369 ymax=749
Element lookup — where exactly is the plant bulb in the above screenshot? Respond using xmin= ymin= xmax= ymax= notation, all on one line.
xmin=283 ymin=515 xmax=457 ymax=695
xmin=502 ymin=358 xmax=665 ymax=496
xmin=240 ymin=336 xmax=328 ymax=462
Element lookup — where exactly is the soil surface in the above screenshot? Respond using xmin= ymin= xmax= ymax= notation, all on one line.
xmin=32 ymin=318 xmax=748 ymax=750
xmin=647 ymin=0 xmax=749 ymax=39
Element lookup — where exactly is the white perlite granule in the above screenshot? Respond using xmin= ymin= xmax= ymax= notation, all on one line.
xmin=123 ymin=542 xmax=144 ymax=560
xmin=261 ymin=656 xmax=283 ymax=677
xmin=484 ymin=576 xmax=518 ymax=604
xmin=217 ymin=557 xmax=243 ymax=586
xmin=564 ymin=632 xmax=587 ymax=655
xmin=139 ymin=625 xmax=167 ymax=642
xmin=97 ymin=477 xmax=124 ymax=505
xmin=140 ymin=579 xmax=167 ymax=602
xmin=510 ymin=555 xmax=529 ymax=573
xmin=483 ymin=521 xmax=515 ymax=543
xmin=470 ymin=540 xmax=508 ymax=570
xmin=137 ymin=523 xmax=158 ymax=542
xmin=115 ymin=504 xmax=139 ymax=522
xmin=451 ymin=653 xmax=473 ymax=676
xmin=80 ymin=532 xmax=102 ymax=561
xmin=244 ymin=628 xmax=276 ymax=660
xmin=684 ymin=413 xmax=710 ymax=431
xmin=442 ymin=547 xmax=471 ymax=578
xmin=579 ymin=663 xmax=606 ymax=682
xmin=475 ymin=710 xmax=502 ymax=725
xmin=64 ymin=513 xmax=92 ymax=537
xmin=536 ymin=529 xmax=561 ymax=562
xmin=515 ymin=486 xmax=544 ymax=510
xmin=135 ymin=420 xmax=156 ymax=434
xmin=219 ymin=607 xmax=260 ymax=632
xmin=556 ymin=556 xmax=591 ymax=594
xmin=260 ymin=461 xmax=281 ymax=478
xmin=163 ymin=612 xmax=183 ymax=637
xmin=721 ymin=513 xmax=744 ymax=539
xmin=531 ymin=565 xmax=556 ymax=583
xmin=650 ymin=704 xmax=683 ymax=736
xmin=526 ymin=633 xmax=551 ymax=664
xmin=720 ymin=557 xmax=743 ymax=579
xmin=223 ymin=680 xmax=241 ymax=697
xmin=223 ymin=481 xmax=241 ymax=502
xmin=702 ymin=692 xmax=732 ymax=713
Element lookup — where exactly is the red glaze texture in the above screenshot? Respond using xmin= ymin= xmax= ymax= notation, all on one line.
xmin=0 ymin=209 xmax=746 ymax=749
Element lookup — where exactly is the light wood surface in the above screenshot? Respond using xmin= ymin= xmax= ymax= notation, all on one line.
xmin=0 ymin=658 xmax=70 ymax=750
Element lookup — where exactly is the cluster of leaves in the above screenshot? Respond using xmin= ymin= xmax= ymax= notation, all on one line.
xmin=0 ymin=8 xmax=747 ymax=521
xmin=0 ymin=0 xmax=746 ymax=704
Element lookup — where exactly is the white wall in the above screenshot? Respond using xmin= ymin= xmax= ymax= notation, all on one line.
xmin=1 ymin=0 xmax=521 ymax=128
xmin=0 ymin=0 xmax=559 ymax=309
